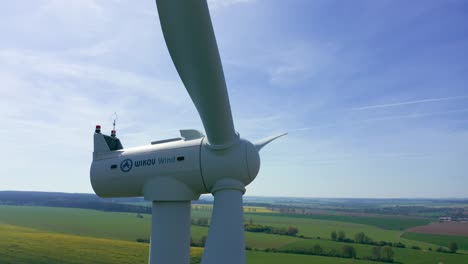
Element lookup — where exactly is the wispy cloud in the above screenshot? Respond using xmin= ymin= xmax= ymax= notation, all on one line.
xmin=352 ymin=96 xmax=468 ymax=110
xmin=289 ymin=108 xmax=468 ymax=133
xmin=0 ymin=49 xmax=187 ymax=105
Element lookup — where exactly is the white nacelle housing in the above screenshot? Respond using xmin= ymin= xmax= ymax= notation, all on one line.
xmin=90 ymin=131 xmax=261 ymax=201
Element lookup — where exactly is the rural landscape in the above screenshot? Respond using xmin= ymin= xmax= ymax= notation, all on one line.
xmin=1 ymin=191 xmax=467 ymax=264
xmin=1 ymin=1 xmax=468 ymax=263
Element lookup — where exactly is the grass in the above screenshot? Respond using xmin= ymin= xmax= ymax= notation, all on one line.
xmin=0 ymin=205 xmax=438 ymax=250
xmin=0 ymin=206 xmax=152 ymax=242
xmin=124 ymin=202 xmax=276 ymax=213
xmin=246 ymin=251 xmax=379 ymax=264
xmin=281 ymin=238 xmax=468 ymax=264
xmin=190 ymin=225 xmax=301 ymax=249
xmin=235 ymin=213 xmax=436 ymax=249
xmin=2 ymin=205 xmax=465 ymax=263
xmin=402 ymin=232 xmax=468 ymax=251
xmin=245 ymin=212 xmax=431 ymax=230
xmin=192 ymin=204 xmax=276 ymax=213
xmin=0 ymin=224 xmax=378 ymax=264
xmin=0 ymin=206 xmax=298 ymax=249
xmin=0 ymin=224 xmax=151 ymax=264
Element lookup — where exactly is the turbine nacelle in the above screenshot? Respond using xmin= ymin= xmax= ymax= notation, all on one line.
xmin=90 ymin=129 xmax=265 ymax=201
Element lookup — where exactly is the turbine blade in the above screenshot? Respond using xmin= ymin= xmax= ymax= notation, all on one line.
xmin=202 ymin=189 xmax=245 ymax=264
xmin=254 ymin=133 xmax=288 ymax=151
xmin=156 ymin=0 xmax=237 ymax=148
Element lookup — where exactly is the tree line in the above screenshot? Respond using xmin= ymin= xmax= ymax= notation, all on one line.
xmin=190 ymin=217 xmax=300 ymax=237
xmin=331 ymin=231 xmax=405 ymax=248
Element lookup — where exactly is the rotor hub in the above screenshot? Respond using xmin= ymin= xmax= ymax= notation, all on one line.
xmin=200 ymin=137 xmax=260 ymax=193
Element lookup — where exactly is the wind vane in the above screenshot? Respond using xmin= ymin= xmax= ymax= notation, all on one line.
xmin=112 ymin=112 xmax=118 ymax=131
xmin=111 ymin=112 xmax=118 ymax=137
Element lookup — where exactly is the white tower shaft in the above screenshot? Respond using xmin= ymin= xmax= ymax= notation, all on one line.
xmin=149 ymin=201 xmax=191 ymax=264
xmin=202 ymin=189 xmax=246 ymax=264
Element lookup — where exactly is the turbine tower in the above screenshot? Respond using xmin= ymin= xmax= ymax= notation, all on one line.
xmin=90 ymin=1 xmax=286 ymax=263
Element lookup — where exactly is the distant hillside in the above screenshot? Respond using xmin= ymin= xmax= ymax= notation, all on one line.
xmin=2 ymin=191 xmax=467 ymax=219
xmin=0 ymin=191 xmax=217 ymax=214
xmin=0 ymin=191 xmax=152 ymax=214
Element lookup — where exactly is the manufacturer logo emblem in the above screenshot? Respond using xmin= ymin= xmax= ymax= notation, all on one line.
xmin=120 ymin=159 xmax=133 ymax=172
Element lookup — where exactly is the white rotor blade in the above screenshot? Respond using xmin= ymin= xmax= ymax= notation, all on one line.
xmin=156 ymin=0 xmax=237 ymax=147
xmin=202 ymin=189 xmax=245 ymax=264
xmin=254 ymin=133 xmax=288 ymax=151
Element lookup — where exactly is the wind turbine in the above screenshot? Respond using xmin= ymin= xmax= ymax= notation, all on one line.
xmin=90 ymin=1 xmax=286 ymax=263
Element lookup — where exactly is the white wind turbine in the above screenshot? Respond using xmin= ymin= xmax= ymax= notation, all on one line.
xmin=90 ymin=1 xmax=286 ymax=263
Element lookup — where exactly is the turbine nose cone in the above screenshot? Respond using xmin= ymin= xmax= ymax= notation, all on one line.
xmin=245 ymin=141 xmax=260 ymax=181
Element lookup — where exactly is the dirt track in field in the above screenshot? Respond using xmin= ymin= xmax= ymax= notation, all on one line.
xmin=406 ymin=221 xmax=468 ymax=236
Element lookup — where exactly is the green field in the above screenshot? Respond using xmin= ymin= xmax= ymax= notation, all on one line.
xmin=1 ymin=205 xmax=467 ymax=264
xmin=245 ymin=212 xmax=431 ymax=230
xmin=402 ymin=232 xmax=468 ymax=251
xmin=0 ymin=206 xmax=298 ymax=249
xmin=0 ymin=224 xmax=152 ymax=264
xmin=223 ymin=212 xmax=435 ymax=249
xmin=0 ymin=224 xmax=377 ymax=264
xmin=0 ymin=206 xmax=153 ymax=242
xmin=281 ymin=237 xmax=468 ymax=264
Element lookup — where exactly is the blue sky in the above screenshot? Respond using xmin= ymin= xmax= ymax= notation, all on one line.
xmin=1 ymin=0 xmax=467 ymax=198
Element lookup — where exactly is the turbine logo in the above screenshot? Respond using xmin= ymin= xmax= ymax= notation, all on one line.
xmin=120 ymin=159 xmax=133 ymax=172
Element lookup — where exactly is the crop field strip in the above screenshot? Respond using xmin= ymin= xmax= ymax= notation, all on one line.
xmin=243 ymin=212 xmax=432 ymax=230
xmin=401 ymin=232 xmax=468 ymax=251
xmin=1 ymin=206 xmax=422 ymax=246
xmin=0 ymin=206 xmax=298 ymax=249
xmin=0 ymin=224 xmax=378 ymax=264
xmin=2 ymin=205 xmax=468 ymax=264
xmin=281 ymin=237 xmax=468 ymax=264
xmin=406 ymin=221 xmax=468 ymax=236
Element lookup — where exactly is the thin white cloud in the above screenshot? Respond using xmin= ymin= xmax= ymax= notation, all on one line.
xmin=290 ymin=108 xmax=468 ymax=133
xmin=353 ymin=96 xmax=468 ymax=110
xmin=0 ymin=49 xmax=187 ymax=105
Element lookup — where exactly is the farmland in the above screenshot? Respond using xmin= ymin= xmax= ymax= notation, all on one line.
xmin=406 ymin=221 xmax=468 ymax=236
xmin=0 ymin=224 xmax=378 ymax=264
xmin=402 ymin=232 xmax=468 ymax=251
xmin=281 ymin=237 xmax=468 ymax=264
xmin=1 ymin=193 xmax=468 ymax=264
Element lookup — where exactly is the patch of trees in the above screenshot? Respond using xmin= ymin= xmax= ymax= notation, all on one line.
xmin=354 ymin=232 xmax=372 ymax=244
xmin=331 ymin=231 xmax=353 ymax=243
xmin=245 ymin=208 xmax=258 ymax=212
xmin=244 ymin=223 xmax=299 ymax=236
xmin=255 ymin=243 xmax=396 ymax=263
xmin=190 ymin=218 xmax=300 ymax=237
xmin=448 ymin=242 xmax=458 ymax=253
xmin=435 ymin=242 xmax=458 ymax=254
xmin=190 ymin=236 xmax=207 ymax=247
xmin=261 ymin=244 xmax=356 ymax=259
xmin=190 ymin=255 xmax=202 ymax=264
xmin=330 ymin=231 xmax=353 ymax=243
xmin=330 ymin=231 xmax=406 ymax=248
xmin=363 ymin=246 xmax=395 ymax=262
xmin=191 ymin=217 xmax=209 ymax=227
xmin=136 ymin=238 xmax=149 ymax=243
